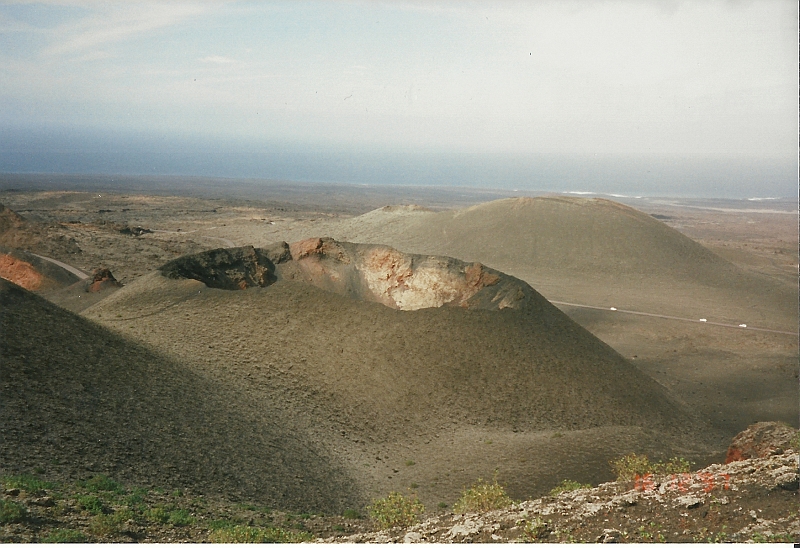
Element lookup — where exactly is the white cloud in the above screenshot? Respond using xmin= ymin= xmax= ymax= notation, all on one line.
xmin=41 ymin=3 xmax=210 ymax=57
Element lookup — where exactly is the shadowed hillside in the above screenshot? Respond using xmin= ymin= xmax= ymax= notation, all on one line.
xmin=0 ymin=278 xmax=362 ymax=513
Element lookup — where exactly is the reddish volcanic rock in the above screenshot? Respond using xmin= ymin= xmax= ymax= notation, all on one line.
xmin=0 ymin=254 xmax=44 ymax=291
xmin=87 ymin=268 xmax=123 ymax=293
xmin=725 ymin=421 xmax=799 ymax=463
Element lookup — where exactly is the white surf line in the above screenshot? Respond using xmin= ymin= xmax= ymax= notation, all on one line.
xmin=550 ymin=300 xmax=797 ymax=336
xmin=30 ymin=253 xmax=90 ymax=280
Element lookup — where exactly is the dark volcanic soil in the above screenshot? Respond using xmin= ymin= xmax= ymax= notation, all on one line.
xmin=75 ymin=242 xmax=723 ymax=510
xmin=0 ymin=278 xmax=361 ymax=513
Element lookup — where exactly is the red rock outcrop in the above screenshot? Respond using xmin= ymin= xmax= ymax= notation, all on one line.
xmin=725 ymin=421 xmax=799 ymax=463
xmin=87 ymin=268 xmax=123 ymax=293
xmin=0 ymin=254 xmax=44 ymax=291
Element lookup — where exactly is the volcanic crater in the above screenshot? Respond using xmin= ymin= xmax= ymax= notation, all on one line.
xmin=159 ymin=237 xmax=538 ymax=311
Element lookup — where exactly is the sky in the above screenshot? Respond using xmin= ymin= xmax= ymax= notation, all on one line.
xmin=0 ymin=1 xmax=797 ymax=195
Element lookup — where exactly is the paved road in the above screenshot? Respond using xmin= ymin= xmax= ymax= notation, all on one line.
xmin=550 ymin=300 xmax=797 ymax=336
xmin=30 ymin=253 xmax=89 ymax=280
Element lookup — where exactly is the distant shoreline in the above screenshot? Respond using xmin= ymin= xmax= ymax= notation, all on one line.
xmin=0 ymin=171 xmax=796 ymax=211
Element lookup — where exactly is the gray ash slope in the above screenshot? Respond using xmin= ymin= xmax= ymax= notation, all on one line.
xmin=79 ymin=240 xmax=722 ymax=508
xmin=0 ymin=277 xmax=361 ymax=513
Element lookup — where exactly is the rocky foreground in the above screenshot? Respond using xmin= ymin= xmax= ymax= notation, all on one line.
xmin=2 ymin=445 xmax=796 ymax=543
xmin=326 ymin=449 xmax=798 ymax=543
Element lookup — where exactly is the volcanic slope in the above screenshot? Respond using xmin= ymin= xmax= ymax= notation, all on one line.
xmin=82 ymin=241 xmax=721 ymax=508
xmin=0 ymin=245 xmax=80 ymax=292
xmin=0 ymin=277 xmax=362 ymax=513
xmin=308 ymin=197 xmax=796 ymax=329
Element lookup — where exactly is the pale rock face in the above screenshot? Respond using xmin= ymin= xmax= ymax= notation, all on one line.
xmin=160 ymin=238 xmax=541 ymax=312
xmin=284 ymin=237 xmax=533 ymax=312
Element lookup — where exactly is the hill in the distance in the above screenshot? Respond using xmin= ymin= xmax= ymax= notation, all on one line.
xmin=312 ymin=196 xmax=795 ymax=328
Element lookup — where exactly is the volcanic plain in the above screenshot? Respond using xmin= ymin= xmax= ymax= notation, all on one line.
xmin=0 ymin=174 xmax=797 ymax=538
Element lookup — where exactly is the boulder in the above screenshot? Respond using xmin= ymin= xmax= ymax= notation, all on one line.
xmin=725 ymin=422 xmax=799 ymax=463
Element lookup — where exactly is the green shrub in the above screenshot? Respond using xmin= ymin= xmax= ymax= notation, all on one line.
xmin=609 ymin=454 xmax=651 ymax=481
xmin=208 ymin=524 xmax=312 ymax=543
xmin=367 ymin=492 xmax=425 ymax=529
xmin=453 ymin=478 xmax=513 ymax=513
xmin=76 ymin=494 xmax=105 ymax=515
xmin=0 ymin=499 xmax=27 ymax=524
xmin=88 ymin=514 xmax=122 ymax=536
xmin=549 ymin=479 xmax=592 ymax=496
xmin=523 ymin=517 xmax=551 ymax=541
xmin=168 ymin=508 xmax=195 ymax=526
xmin=144 ymin=505 xmax=170 ymax=524
xmin=342 ymin=508 xmax=360 ymax=519
xmin=79 ymin=474 xmax=126 ymax=494
xmin=1 ymin=474 xmax=55 ymax=492
xmin=610 ymin=454 xmax=693 ymax=481
xmin=41 ymin=529 xmax=87 ymax=543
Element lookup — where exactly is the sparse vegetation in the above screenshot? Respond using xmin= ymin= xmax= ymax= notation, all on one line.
xmin=78 ymin=474 xmax=126 ymax=494
xmin=610 ymin=454 xmax=693 ymax=481
xmin=41 ymin=528 xmax=88 ymax=543
xmin=76 ymin=494 xmax=105 ymax=515
xmin=453 ymin=476 xmax=513 ymax=513
xmin=548 ymin=479 xmax=592 ymax=496
xmin=2 ymin=474 xmax=55 ymax=492
xmin=367 ymin=492 xmax=425 ymax=529
xmin=342 ymin=508 xmax=360 ymax=519
xmin=0 ymin=499 xmax=27 ymax=524
xmin=522 ymin=517 xmax=551 ymax=541
xmin=207 ymin=524 xmax=312 ymax=543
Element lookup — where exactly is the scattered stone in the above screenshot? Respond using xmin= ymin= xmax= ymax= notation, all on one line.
xmin=675 ymin=495 xmax=703 ymax=509
xmin=597 ymin=528 xmax=622 ymax=543
xmin=725 ymin=422 xmax=798 ymax=463
xmin=119 ymin=226 xmax=153 ymax=236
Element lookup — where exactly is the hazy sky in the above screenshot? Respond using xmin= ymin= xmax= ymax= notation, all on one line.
xmin=1 ymin=1 xmax=797 ymax=157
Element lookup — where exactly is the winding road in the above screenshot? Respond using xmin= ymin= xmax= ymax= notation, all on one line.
xmin=550 ymin=300 xmax=796 ymax=336
xmin=31 ymin=253 xmax=89 ymax=280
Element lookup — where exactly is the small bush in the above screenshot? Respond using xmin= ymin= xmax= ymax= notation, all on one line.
xmin=610 ymin=454 xmax=693 ymax=481
xmin=610 ymin=454 xmax=652 ymax=481
xmin=453 ymin=478 xmax=513 ymax=514
xmin=80 ymin=474 xmax=126 ymax=494
xmin=523 ymin=517 xmax=551 ymax=541
xmin=549 ymin=479 xmax=592 ymax=496
xmin=168 ymin=508 xmax=195 ymax=526
xmin=144 ymin=505 xmax=170 ymax=524
xmin=342 ymin=508 xmax=360 ymax=519
xmin=2 ymin=474 xmax=55 ymax=492
xmin=41 ymin=529 xmax=87 ymax=543
xmin=0 ymin=499 xmax=27 ymax=524
xmin=208 ymin=524 xmax=312 ymax=543
xmin=367 ymin=492 xmax=425 ymax=529
xmin=88 ymin=514 xmax=122 ymax=536
xmin=76 ymin=494 xmax=105 ymax=515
